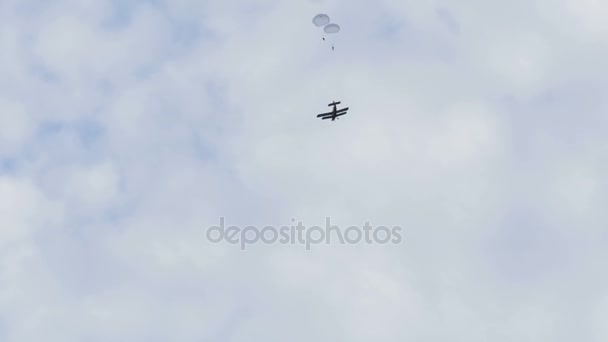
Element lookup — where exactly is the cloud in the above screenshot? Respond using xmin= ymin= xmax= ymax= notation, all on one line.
xmin=0 ymin=98 xmax=33 ymax=154
xmin=0 ymin=0 xmax=607 ymax=340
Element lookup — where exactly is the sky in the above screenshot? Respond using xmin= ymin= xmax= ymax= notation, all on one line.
xmin=1 ymin=0 xmax=608 ymax=340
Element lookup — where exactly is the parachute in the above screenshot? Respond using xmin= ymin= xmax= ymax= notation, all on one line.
xmin=323 ymin=23 xmax=340 ymax=34
xmin=312 ymin=13 xmax=340 ymax=50
xmin=312 ymin=14 xmax=330 ymax=27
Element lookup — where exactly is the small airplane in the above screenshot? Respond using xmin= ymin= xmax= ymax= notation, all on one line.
xmin=317 ymin=101 xmax=349 ymax=121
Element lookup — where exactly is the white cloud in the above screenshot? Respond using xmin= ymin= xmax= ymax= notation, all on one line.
xmin=0 ymin=0 xmax=607 ymax=340
xmin=0 ymin=98 xmax=33 ymax=154
xmin=0 ymin=176 xmax=63 ymax=245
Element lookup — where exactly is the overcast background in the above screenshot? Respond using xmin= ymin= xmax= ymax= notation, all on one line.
xmin=1 ymin=0 xmax=608 ymax=340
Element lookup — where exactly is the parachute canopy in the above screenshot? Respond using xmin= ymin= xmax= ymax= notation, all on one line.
xmin=312 ymin=14 xmax=330 ymax=27
xmin=323 ymin=23 xmax=340 ymax=33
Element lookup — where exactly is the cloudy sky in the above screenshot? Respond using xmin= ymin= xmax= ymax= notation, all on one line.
xmin=1 ymin=0 xmax=608 ymax=340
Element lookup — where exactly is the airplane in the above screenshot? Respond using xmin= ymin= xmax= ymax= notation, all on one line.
xmin=316 ymin=101 xmax=349 ymax=121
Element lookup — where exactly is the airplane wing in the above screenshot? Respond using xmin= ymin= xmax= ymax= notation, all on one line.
xmin=317 ymin=111 xmax=334 ymax=117
xmin=335 ymin=107 xmax=348 ymax=113
xmin=335 ymin=112 xmax=348 ymax=117
xmin=321 ymin=116 xmax=335 ymax=120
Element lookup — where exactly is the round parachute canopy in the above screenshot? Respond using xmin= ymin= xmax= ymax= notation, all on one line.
xmin=323 ymin=23 xmax=340 ymax=33
xmin=312 ymin=14 xmax=330 ymax=27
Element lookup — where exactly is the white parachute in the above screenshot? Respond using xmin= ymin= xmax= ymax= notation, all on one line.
xmin=312 ymin=14 xmax=330 ymax=27
xmin=323 ymin=23 xmax=340 ymax=34
xmin=312 ymin=13 xmax=340 ymax=50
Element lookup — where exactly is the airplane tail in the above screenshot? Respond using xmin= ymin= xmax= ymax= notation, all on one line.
xmin=328 ymin=101 xmax=341 ymax=106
